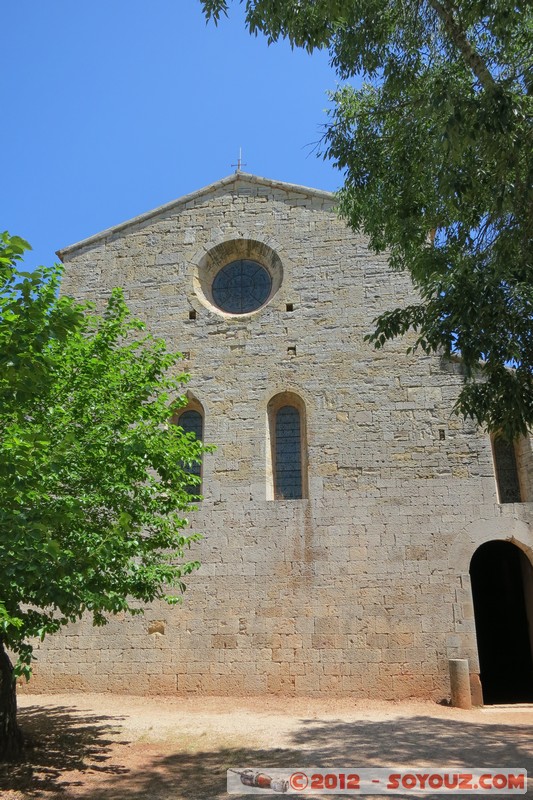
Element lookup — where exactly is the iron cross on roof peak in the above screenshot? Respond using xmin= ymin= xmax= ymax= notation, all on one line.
xmin=231 ymin=147 xmax=247 ymax=173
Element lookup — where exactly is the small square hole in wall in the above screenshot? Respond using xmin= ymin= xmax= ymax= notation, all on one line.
xmin=439 ymin=429 xmax=446 ymax=440
xmin=182 ymin=351 xmax=190 ymax=360
xmin=287 ymin=346 xmax=297 ymax=356
xmin=189 ymin=310 xmax=197 ymax=320
xmin=286 ymin=303 xmax=294 ymax=312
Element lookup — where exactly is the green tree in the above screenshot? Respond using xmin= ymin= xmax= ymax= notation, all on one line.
xmin=202 ymin=0 xmax=533 ymax=440
xmin=0 ymin=233 xmax=207 ymax=758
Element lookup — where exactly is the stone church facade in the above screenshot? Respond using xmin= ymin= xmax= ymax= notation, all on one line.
xmin=27 ymin=173 xmax=533 ymax=702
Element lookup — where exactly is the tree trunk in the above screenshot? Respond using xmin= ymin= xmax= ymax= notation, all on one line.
xmin=0 ymin=640 xmax=24 ymax=760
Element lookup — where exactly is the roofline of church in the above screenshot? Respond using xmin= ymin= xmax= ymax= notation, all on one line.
xmin=56 ymin=172 xmax=336 ymax=260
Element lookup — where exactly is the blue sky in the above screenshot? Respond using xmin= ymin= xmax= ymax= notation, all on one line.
xmin=3 ymin=2 xmax=347 ymax=272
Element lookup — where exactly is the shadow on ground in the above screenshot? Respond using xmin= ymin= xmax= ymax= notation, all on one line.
xmin=1 ymin=709 xmax=532 ymax=799
xmin=0 ymin=703 xmax=127 ymax=797
xmin=77 ymin=715 xmax=533 ymax=800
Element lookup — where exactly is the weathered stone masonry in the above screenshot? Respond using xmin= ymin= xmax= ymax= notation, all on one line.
xmin=24 ymin=173 xmax=533 ymax=700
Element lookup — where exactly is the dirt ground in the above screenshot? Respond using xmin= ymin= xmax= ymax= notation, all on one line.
xmin=1 ymin=693 xmax=532 ymax=799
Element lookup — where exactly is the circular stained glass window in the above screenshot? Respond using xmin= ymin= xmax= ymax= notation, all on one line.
xmin=212 ymin=259 xmax=272 ymax=314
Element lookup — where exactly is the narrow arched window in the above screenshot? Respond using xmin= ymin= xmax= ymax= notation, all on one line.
xmin=177 ymin=407 xmax=203 ymax=497
xmin=275 ymin=406 xmax=302 ymax=499
xmin=267 ymin=393 xmax=307 ymax=500
xmin=492 ymin=436 xmax=521 ymax=503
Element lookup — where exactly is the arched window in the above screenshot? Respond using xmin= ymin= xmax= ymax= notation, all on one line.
xmin=492 ymin=436 xmax=521 ymax=503
xmin=179 ymin=410 xmax=203 ymax=443
xmin=267 ymin=393 xmax=308 ymax=500
xmin=275 ymin=406 xmax=302 ymax=499
xmin=175 ymin=404 xmax=204 ymax=498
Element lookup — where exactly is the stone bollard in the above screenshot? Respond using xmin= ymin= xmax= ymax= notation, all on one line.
xmin=449 ymin=659 xmax=472 ymax=709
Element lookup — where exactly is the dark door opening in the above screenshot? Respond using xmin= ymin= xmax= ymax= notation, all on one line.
xmin=470 ymin=541 xmax=533 ymax=704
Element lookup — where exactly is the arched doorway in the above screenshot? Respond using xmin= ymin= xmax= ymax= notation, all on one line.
xmin=470 ymin=541 xmax=533 ymax=704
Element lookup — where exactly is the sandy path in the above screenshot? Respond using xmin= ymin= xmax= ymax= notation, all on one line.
xmin=0 ymin=694 xmax=531 ymax=799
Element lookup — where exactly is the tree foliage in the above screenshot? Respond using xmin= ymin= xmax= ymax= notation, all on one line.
xmin=0 ymin=233 xmax=207 ymax=755
xmin=202 ymin=0 xmax=533 ymax=440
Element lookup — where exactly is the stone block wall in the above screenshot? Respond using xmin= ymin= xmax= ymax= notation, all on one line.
xmin=23 ymin=174 xmax=533 ymax=699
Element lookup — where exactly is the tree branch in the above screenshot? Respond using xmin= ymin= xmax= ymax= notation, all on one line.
xmin=427 ymin=0 xmax=497 ymax=89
